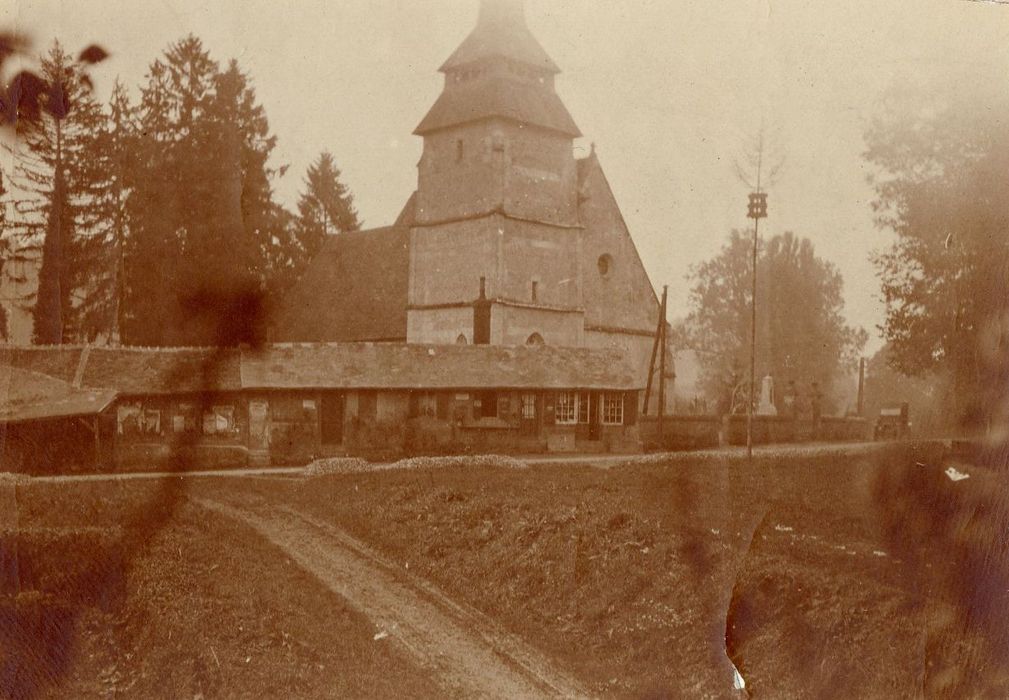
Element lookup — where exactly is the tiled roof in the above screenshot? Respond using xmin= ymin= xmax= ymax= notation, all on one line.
xmin=415 ymin=77 xmax=580 ymax=137
xmin=240 ymin=343 xmax=640 ymax=391
xmin=394 ymin=192 xmax=417 ymax=226
xmin=0 ymin=340 xmax=640 ymax=422
xmin=440 ymin=1 xmax=560 ymax=74
xmin=0 ymin=345 xmax=242 ymax=397
xmin=271 ymin=226 xmax=410 ymax=343
xmin=0 ymin=365 xmax=116 ymax=423
xmin=0 ymin=346 xmax=83 ymax=383
xmin=81 ymin=347 xmax=242 ymax=395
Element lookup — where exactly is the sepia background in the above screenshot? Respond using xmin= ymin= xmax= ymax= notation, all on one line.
xmin=8 ymin=0 xmax=1009 ymax=347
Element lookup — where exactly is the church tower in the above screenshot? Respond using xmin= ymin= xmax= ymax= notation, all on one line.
xmin=275 ymin=0 xmax=673 ymax=412
xmin=407 ymin=0 xmax=587 ymax=347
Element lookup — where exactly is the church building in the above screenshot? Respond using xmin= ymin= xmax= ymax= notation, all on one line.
xmin=275 ymin=0 xmax=672 ymax=413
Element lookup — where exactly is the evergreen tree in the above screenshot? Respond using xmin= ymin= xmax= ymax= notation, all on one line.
xmin=123 ymin=36 xmax=288 ymax=346
xmin=296 ymin=151 xmax=360 ymax=262
xmin=92 ymin=81 xmax=135 ymax=342
xmin=6 ymin=42 xmax=111 ymax=344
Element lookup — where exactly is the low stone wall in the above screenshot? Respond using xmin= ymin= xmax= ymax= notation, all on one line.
xmin=640 ymin=415 xmax=721 ymax=451
xmin=641 ymin=414 xmax=871 ymax=451
xmin=724 ymin=415 xmax=870 ymax=446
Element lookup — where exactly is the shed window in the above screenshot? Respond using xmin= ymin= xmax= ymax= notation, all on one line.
xmin=175 ymin=403 xmax=197 ymax=433
xmin=456 ymin=333 xmax=468 ymax=345
xmin=601 ymin=393 xmax=624 ymax=425
xmin=578 ymin=392 xmax=591 ymax=424
xmin=526 ymin=332 xmax=545 ymax=346
xmin=417 ymin=393 xmax=438 ymax=417
xmin=520 ymin=393 xmax=537 ymax=419
xmin=203 ymin=405 xmax=236 ymax=435
xmin=556 ymin=391 xmax=578 ymax=424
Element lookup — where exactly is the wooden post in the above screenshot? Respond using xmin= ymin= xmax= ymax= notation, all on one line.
xmin=657 ymin=286 xmax=669 ymax=446
xmin=642 ymin=290 xmax=666 ymax=416
xmin=93 ymin=416 xmax=101 ymax=469
xmin=857 ymin=357 xmax=866 ymax=417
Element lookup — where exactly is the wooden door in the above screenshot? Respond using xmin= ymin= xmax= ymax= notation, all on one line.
xmin=588 ymin=393 xmax=601 ymax=441
xmin=519 ymin=393 xmax=539 ymax=437
xmin=320 ymin=393 xmax=344 ymax=445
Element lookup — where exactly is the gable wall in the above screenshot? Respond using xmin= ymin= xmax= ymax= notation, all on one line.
xmin=577 ymin=156 xmax=661 ymax=334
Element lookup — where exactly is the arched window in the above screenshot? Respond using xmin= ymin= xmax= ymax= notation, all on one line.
xmin=456 ymin=334 xmax=468 ymax=345
xmin=526 ymin=333 xmax=545 ymax=346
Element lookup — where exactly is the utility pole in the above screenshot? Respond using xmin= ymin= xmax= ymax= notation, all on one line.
xmin=857 ymin=357 xmax=866 ymax=416
xmin=745 ymin=170 xmax=768 ymax=460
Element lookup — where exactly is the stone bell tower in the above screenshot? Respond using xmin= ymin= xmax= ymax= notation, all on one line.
xmin=407 ymin=0 xmax=587 ymax=347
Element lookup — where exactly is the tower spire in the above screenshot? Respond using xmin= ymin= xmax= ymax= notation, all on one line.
xmin=478 ymin=0 xmax=525 ymax=26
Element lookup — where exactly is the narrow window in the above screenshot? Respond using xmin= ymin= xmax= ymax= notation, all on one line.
xmin=578 ymin=392 xmax=591 ymax=424
xmin=531 ymin=280 xmax=538 ymax=301
xmin=520 ymin=393 xmax=537 ymax=419
xmin=597 ymin=254 xmax=613 ymax=277
xmin=601 ymin=393 xmax=624 ymax=425
xmin=456 ymin=139 xmax=464 ymax=162
xmin=556 ymin=391 xmax=578 ymax=424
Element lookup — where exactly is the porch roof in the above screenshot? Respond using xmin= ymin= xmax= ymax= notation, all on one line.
xmin=0 ymin=365 xmax=116 ymax=424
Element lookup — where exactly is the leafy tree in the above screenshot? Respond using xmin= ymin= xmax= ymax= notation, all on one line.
xmin=6 ymin=42 xmax=111 ymax=344
xmin=296 ymin=151 xmax=360 ymax=261
xmin=864 ymin=80 xmax=1009 ymax=429
xmin=684 ymin=230 xmax=867 ymax=412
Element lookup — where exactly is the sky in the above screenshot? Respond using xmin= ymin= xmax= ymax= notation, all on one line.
xmin=5 ymin=0 xmax=1009 ymax=354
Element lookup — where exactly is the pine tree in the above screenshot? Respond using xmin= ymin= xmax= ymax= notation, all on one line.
xmin=124 ymin=36 xmax=289 ymax=346
xmin=6 ymin=42 xmax=111 ymax=344
xmin=296 ymin=152 xmax=360 ymax=262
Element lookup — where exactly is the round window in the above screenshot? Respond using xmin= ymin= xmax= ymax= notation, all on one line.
xmin=597 ymin=254 xmax=614 ymax=277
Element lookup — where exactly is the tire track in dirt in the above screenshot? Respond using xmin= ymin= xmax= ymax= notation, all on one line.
xmin=193 ymin=496 xmax=591 ymax=700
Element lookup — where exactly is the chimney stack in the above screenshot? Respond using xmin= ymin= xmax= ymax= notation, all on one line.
xmin=473 ymin=276 xmax=491 ymax=344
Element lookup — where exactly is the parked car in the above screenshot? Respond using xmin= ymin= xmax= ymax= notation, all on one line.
xmin=874 ymin=403 xmax=910 ymax=440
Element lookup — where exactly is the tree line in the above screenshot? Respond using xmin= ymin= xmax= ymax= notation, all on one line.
xmin=681 ymin=230 xmax=867 ymax=416
xmin=681 ymin=75 xmax=1008 ymax=432
xmin=1 ymin=36 xmax=359 ymax=346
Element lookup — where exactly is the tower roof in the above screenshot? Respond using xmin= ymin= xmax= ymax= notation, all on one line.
xmin=416 ymin=0 xmax=579 ymax=137
xmin=439 ymin=0 xmax=560 ymax=74
xmin=414 ymin=76 xmax=580 ymax=137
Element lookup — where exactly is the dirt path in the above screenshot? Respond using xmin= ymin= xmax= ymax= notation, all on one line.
xmin=193 ymin=495 xmax=591 ymax=700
